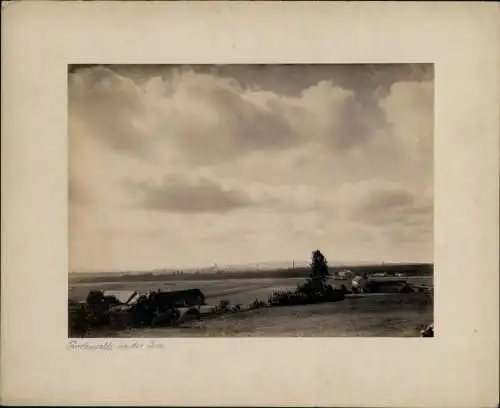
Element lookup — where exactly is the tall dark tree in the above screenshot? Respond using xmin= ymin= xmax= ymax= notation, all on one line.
xmin=299 ymin=249 xmax=331 ymax=294
xmin=309 ymin=249 xmax=330 ymax=283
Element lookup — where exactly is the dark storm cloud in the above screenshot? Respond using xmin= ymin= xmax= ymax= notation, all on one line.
xmin=169 ymin=75 xmax=301 ymax=163
xmin=68 ymin=66 xmax=151 ymax=158
xmin=208 ymin=86 xmax=299 ymax=151
xmin=130 ymin=175 xmax=253 ymax=213
xmin=70 ymin=63 xmax=433 ymax=96
xmin=68 ymin=66 xmax=303 ymax=164
xmin=208 ymin=64 xmax=433 ymax=99
xmin=326 ymin=93 xmax=383 ymax=150
xmin=68 ymin=64 xmax=434 ymax=166
xmin=342 ymin=180 xmax=433 ymax=233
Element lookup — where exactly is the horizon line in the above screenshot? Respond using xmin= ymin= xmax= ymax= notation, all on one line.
xmin=69 ymin=259 xmax=434 ymax=275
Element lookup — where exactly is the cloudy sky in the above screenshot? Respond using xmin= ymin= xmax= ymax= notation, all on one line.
xmin=69 ymin=64 xmax=434 ymax=273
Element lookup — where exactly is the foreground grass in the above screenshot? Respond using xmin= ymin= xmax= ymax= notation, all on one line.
xmin=76 ymin=293 xmax=432 ymax=338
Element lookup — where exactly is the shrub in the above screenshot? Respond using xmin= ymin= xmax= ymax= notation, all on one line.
xmin=217 ymin=300 xmax=230 ymax=312
xmin=68 ymin=300 xmax=89 ymax=336
xmin=249 ymin=298 xmax=267 ymax=310
xmin=267 ymin=250 xmax=345 ymax=307
xmin=268 ymin=286 xmax=345 ymax=307
xmin=86 ymin=290 xmax=105 ymax=305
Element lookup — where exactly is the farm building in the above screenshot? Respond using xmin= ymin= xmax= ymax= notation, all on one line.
xmin=106 ymin=288 xmax=207 ymax=329
xmin=351 ymin=276 xmax=414 ymax=293
xmin=335 ymin=269 xmax=353 ymax=278
xmin=148 ymin=288 xmax=206 ymax=307
xmin=103 ymin=290 xmax=138 ymax=305
xmin=364 ymin=279 xmax=413 ymax=293
xmin=351 ymin=275 xmax=367 ymax=292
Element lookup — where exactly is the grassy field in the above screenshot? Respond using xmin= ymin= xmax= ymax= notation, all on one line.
xmin=69 ymin=275 xmax=433 ymax=337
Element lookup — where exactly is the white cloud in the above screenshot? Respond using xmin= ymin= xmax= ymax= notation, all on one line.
xmin=379 ymin=80 xmax=434 ymax=165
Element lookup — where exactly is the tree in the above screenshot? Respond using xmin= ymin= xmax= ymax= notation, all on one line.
xmin=299 ymin=250 xmax=331 ymax=295
xmin=309 ymin=249 xmax=330 ymax=283
xmin=86 ymin=290 xmax=105 ymax=305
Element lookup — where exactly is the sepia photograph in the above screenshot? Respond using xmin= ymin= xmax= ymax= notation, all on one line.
xmin=3 ymin=2 xmax=498 ymax=406
xmin=68 ymin=63 xmax=434 ymax=338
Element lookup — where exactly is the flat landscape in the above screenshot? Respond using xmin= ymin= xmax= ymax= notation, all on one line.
xmin=69 ymin=274 xmax=433 ymax=337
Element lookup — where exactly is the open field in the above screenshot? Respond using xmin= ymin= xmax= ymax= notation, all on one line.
xmin=69 ymin=276 xmax=433 ymax=303
xmin=69 ymin=275 xmax=433 ymax=337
